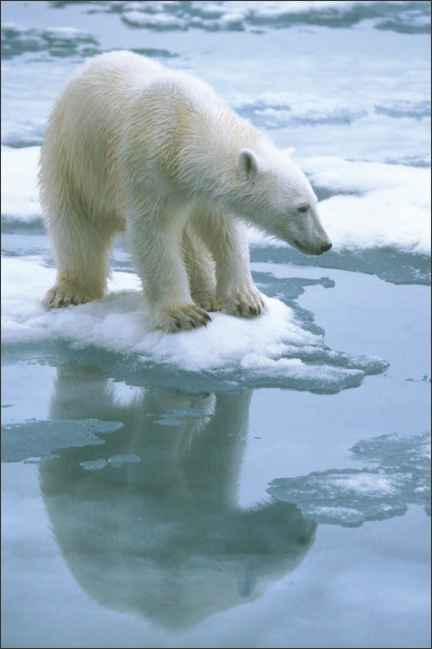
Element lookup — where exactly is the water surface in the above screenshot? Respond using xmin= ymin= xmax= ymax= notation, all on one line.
xmin=1 ymin=2 xmax=431 ymax=647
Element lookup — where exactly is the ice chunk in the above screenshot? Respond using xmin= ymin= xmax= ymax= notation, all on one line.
xmin=78 ymin=1 xmax=430 ymax=34
xmin=268 ymin=432 xmax=431 ymax=526
xmin=2 ymin=418 xmax=123 ymax=462
xmin=2 ymin=256 xmax=387 ymax=392
xmin=1 ymin=22 xmax=99 ymax=60
xmin=1 ymin=146 xmax=41 ymax=223
xmin=122 ymin=11 xmax=187 ymax=30
xmin=108 ymin=453 xmax=141 ymax=466
xmin=233 ymin=91 xmax=430 ymax=132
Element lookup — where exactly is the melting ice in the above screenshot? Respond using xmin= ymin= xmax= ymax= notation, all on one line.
xmin=2 ymin=256 xmax=388 ymax=393
xmin=268 ymin=432 xmax=431 ymax=526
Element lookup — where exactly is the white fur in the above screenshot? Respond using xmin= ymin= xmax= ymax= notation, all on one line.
xmin=39 ymin=51 xmax=331 ymax=332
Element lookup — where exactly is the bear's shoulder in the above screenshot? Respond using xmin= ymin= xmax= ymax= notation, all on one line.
xmin=136 ymin=66 xmax=220 ymax=113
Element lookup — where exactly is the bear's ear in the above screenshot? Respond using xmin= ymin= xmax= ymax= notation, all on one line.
xmin=239 ymin=148 xmax=259 ymax=181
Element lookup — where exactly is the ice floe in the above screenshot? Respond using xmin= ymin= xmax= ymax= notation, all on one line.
xmin=1 ymin=23 xmax=100 ymax=60
xmin=268 ymin=431 xmax=431 ymax=525
xmin=2 ymin=419 xmax=123 ymax=462
xmin=233 ymin=92 xmax=430 ymax=130
xmin=64 ymin=1 xmax=430 ymax=35
xmin=2 ymin=256 xmax=387 ymax=392
xmin=1 ymin=146 xmax=41 ymax=223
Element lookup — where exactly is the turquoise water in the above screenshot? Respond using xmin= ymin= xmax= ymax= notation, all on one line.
xmin=1 ymin=2 xmax=431 ymax=647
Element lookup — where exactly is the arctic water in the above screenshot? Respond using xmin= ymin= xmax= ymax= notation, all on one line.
xmin=1 ymin=1 xmax=431 ymax=647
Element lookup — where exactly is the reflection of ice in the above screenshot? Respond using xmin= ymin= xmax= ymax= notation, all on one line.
xmin=2 ymin=256 xmax=388 ymax=393
xmin=268 ymin=432 xmax=431 ymax=526
xmin=35 ymin=367 xmax=316 ymax=627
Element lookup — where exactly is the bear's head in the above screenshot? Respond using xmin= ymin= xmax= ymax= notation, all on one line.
xmin=233 ymin=146 xmax=332 ymax=255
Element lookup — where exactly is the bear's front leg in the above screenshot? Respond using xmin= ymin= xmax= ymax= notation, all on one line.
xmin=128 ymin=202 xmax=211 ymax=333
xmin=194 ymin=215 xmax=265 ymax=318
xmin=220 ymin=282 xmax=265 ymax=318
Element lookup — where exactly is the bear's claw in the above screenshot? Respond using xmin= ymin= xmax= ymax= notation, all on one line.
xmin=157 ymin=304 xmax=212 ymax=333
xmin=43 ymin=285 xmax=96 ymax=309
xmin=193 ymin=294 xmax=223 ymax=313
xmin=220 ymin=286 xmax=265 ymax=318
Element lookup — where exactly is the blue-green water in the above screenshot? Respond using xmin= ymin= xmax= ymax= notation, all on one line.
xmin=1 ymin=2 xmax=431 ymax=647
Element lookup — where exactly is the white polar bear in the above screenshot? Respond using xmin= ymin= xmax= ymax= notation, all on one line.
xmin=39 ymin=51 xmax=331 ymax=332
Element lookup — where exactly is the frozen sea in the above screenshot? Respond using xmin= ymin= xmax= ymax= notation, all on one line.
xmin=1 ymin=1 xmax=431 ymax=648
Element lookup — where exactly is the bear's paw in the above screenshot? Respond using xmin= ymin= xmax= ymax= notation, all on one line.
xmin=43 ymin=284 xmax=101 ymax=309
xmin=156 ymin=303 xmax=212 ymax=333
xmin=192 ymin=293 xmax=223 ymax=313
xmin=220 ymin=285 xmax=266 ymax=318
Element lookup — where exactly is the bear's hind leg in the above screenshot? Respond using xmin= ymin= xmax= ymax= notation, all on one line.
xmin=44 ymin=212 xmax=112 ymax=309
xmin=183 ymin=227 xmax=220 ymax=313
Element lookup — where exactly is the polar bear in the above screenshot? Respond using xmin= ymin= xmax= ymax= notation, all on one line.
xmin=39 ymin=51 xmax=331 ymax=332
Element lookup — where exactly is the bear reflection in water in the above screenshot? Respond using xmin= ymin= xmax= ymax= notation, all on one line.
xmin=40 ymin=366 xmax=316 ymax=628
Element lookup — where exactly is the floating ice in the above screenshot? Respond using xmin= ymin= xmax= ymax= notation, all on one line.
xmin=1 ymin=23 xmax=100 ymax=60
xmin=2 ymin=418 xmax=123 ymax=462
xmin=1 ymin=22 xmax=179 ymax=65
xmin=1 ymin=58 xmax=72 ymax=149
xmin=68 ymin=1 xmax=430 ymax=35
xmin=375 ymin=99 xmax=431 ymax=119
xmin=2 ymin=119 xmax=46 ymax=149
xmin=122 ymin=10 xmax=189 ymax=30
xmin=233 ymin=92 xmax=430 ymax=132
xmin=2 ymin=256 xmax=387 ymax=392
xmin=1 ymin=146 xmax=41 ymax=224
xmin=234 ymin=93 xmax=369 ymax=129
xmin=107 ymin=453 xmax=141 ymax=466
xmin=268 ymin=431 xmax=431 ymax=526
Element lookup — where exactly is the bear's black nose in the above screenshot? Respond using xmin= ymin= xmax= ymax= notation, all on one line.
xmin=320 ymin=242 xmax=332 ymax=253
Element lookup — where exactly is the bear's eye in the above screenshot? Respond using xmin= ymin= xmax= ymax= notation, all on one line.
xmin=297 ymin=203 xmax=309 ymax=214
